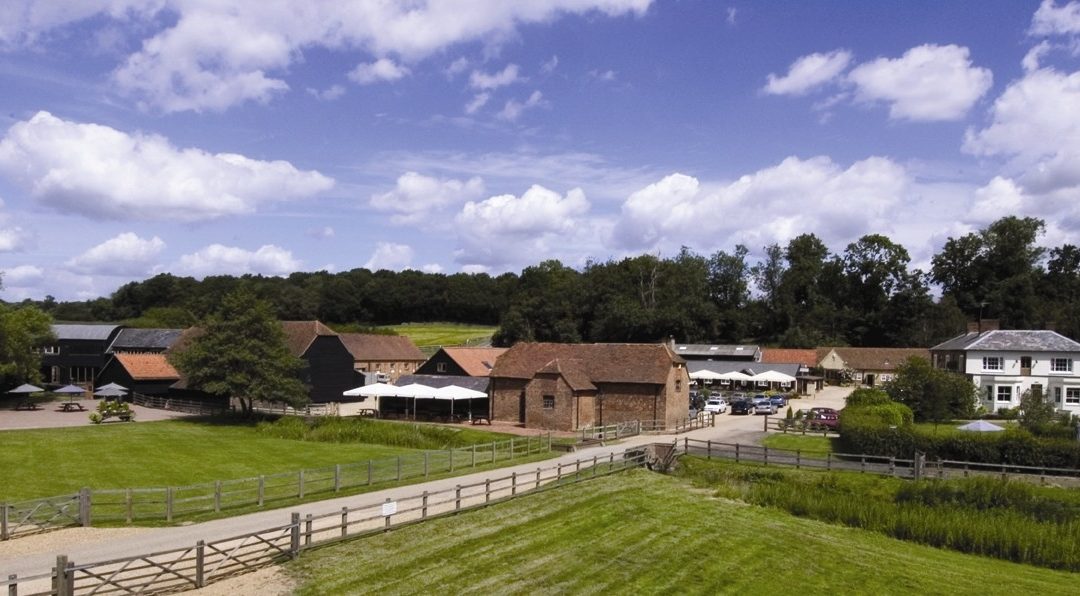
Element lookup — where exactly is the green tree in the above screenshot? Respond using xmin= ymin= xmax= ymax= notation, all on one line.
xmin=0 ymin=304 xmax=54 ymax=386
xmin=171 ymin=289 xmax=307 ymax=416
xmin=1018 ymin=389 xmax=1056 ymax=433
xmin=883 ymin=356 xmax=976 ymax=423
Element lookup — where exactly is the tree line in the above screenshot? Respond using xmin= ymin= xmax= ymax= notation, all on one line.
xmin=10 ymin=216 xmax=1080 ymax=348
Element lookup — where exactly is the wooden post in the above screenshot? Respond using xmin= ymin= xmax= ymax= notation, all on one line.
xmin=125 ymin=489 xmax=133 ymax=523
xmin=0 ymin=503 xmax=7 ymax=541
xmin=54 ymin=555 xmax=72 ymax=596
xmin=9 ymin=573 xmax=18 ymax=596
xmin=763 ymin=415 xmax=768 ymax=431
xmin=471 ymin=444 xmax=476 ymax=467
xmin=860 ymin=457 xmax=866 ymax=474
xmin=764 ymin=446 xmax=769 ymax=466
xmin=334 ymin=464 xmax=341 ymax=492
xmin=735 ymin=443 xmax=740 ymax=463
xmin=424 ymin=452 xmax=429 ymax=477
xmin=796 ymin=450 xmax=801 ymax=470
xmin=455 ymin=486 xmax=462 ymax=512
xmin=449 ymin=447 xmax=454 ymax=472
xmin=593 ymin=455 xmax=598 ymax=477
xmin=511 ymin=472 xmax=517 ymax=496
xmin=397 ymin=456 xmax=402 ymax=481
xmin=683 ymin=437 xmax=688 ymax=453
xmin=707 ymin=440 xmax=712 ymax=459
xmin=826 ymin=452 xmax=832 ymax=471
xmin=195 ymin=540 xmax=205 ymax=588
xmin=368 ymin=460 xmax=373 ymax=485
xmin=166 ymin=487 xmax=174 ymax=522
xmin=510 ymin=438 xmax=515 ymax=459
xmin=258 ymin=476 xmax=265 ymax=507
xmin=298 ymin=470 xmax=305 ymax=499
xmin=304 ymin=514 xmax=313 ymax=546
xmin=492 ymin=441 xmax=496 ymax=464
xmin=537 ymin=467 xmax=542 ymax=488
xmin=889 ymin=457 xmax=895 ymax=477
xmin=422 ymin=492 xmax=428 ymax=519
xmin=79 ymin=488 xmax=91 ymax=528
xmin=556 ymin=463 xmax=562 ymax=483
xmin=214 ymin=481 xmax=222 ymax=513
xmin=290 ymin=512 xmax=300 ymax=557
xmin=341 ymin=507 xmax=348 ymax=537
xmin=384 ymin=498 xmax=392 ymax=531
xmin=485 ymin=480 xmax=491 ymax=504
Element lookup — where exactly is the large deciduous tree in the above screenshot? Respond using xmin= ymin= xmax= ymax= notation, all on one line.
xmin=0 ymin=303 xmax=54 ymax=387
xmin=172 ymin=289 xmax=307 ymax=416
xmin=883 ymin=356 xmax=976 ymax=423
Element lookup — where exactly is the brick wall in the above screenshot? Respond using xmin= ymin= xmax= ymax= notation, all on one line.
xmin=491 ymin=377 xmax=527 ymax=423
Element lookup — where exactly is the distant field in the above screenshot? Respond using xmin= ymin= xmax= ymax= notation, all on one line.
xmin=382 ymin=322 xmax=496 ymax=348
xmin=285 ymin=470 xmax=1078 ymax=595
xmin=0 ymin=418 xmax=519 ymax=501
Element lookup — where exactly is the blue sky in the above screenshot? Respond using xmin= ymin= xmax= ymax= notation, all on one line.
xmin=1 ymin=1 xmax=1079 ymax=300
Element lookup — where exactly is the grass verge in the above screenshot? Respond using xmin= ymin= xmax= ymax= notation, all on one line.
xmin=285 ymin=469 xmax=1078 ymax=595
xmin=380 ymin=322 xmax=496 ymax=348
xmin=760 ymin=433 xmax=836 ymax=454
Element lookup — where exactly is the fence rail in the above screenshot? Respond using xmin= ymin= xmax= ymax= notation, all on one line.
xmin=580 ymin=413 xmax=715 ymax=442
xmin=2 ymin=448 xmax=645 ymax=596
xmin=681 ymin=438 xmax=1080 ymax=482
xmin=1 ymin=434 xmax=550 ymax=541
xmin=762 ymin=415 xmax=839 ymax=436
xmin=131 ymin=393 xmax=226 ymax=415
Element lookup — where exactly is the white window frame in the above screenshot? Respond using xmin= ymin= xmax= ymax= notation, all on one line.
xmin=983 ymin=356 xmax=1003 ymax=372
xmin=995 ymin=385 xmax=1012 ymax=402
xmin=1050 ymin=358 xmax=1073 ymax=373
xmin=1066 ymin=387 xmax=1080 ymax=405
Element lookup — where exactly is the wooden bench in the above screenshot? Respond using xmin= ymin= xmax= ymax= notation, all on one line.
xmin=470 ymin=415 xmax=491 ymax=425
xmin=14 ymin=401 xmax=40 ymax=411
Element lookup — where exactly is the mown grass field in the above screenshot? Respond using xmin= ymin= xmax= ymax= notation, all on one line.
xmin=284 ymin=469 xmax=1079 ymax=595
xmin=381 ymin=322 xmax=496 ymax=348
xmin=0 ymin=418 xmax=520 ymax=501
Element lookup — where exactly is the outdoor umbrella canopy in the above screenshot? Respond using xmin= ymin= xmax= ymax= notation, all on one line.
xmin=96 ymin=382 xmax=129 ymax=393
xmin=689 ymin=370 xmax=725 ymax=381
xmin=957 ymin=420 xmax=1005 ymax=432
xmin=394 ymin=383 xmax=439 ymax=419
xmin=8 ymin=383 xmax=45 ymax=393
xmin=434 ymin=384 xmax=488 ymax=419
xmin=752 ymin=370 xmax=797 ymax=383
xmin=53 ymin=384 xmax=86 ymax=394
xmin=342 ymin=382 xmax=398 ymax=397
xmin=717 ymin=371 xmax=754 ymax=381
xmin=94 ymin=388 xmax=126 ymax=398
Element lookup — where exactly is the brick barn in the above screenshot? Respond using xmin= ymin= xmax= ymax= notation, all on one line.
xmin=489 ymin=342 xmax=689 ymax=431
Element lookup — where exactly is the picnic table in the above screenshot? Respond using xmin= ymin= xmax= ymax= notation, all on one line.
xmin=15 ymin=400 xmax=40 ymax=411
xmin=60 ymin=401 xmax=86 ymax=412
xmin=470 ymin=415 xmax=491 ymax=425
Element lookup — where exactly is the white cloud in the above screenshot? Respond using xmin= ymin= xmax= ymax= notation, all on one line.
xmin=1 ymin=264 xmax=44 ymax=287
xmin=763 ymin=49 xmax=852 ymax=96
xmin=470 ymin=64 xmax=522 ymax=90
xmin=1022 ymin=41 xmax=1052 ymax=72
xmin=497 ymin=90 xmax=545 ymax=121
xmin=848 ymin=44 xmax=992 ymax=121
xmin=541 ymin=55 xmax=559 ymax=74
xmin=612 ymin=156 xmax=910 ymax=253
xmin=589 ymin=69 xmax=617 ymax=81
xmin=0 ymin=225 xmax=31 ymax=252
xmin=364 ymin=242 xmax=413 ymax=271
xmin=963 ymin=68 xmax=1080 ymax=194
xmin=421 ymin=263 xmax=444 ymax=274
xmin=371 ymin=172 xmax=486 ymax=224
xmin=465 ymin=92 xmax=491 ymax=114
xmin=307 ymin=226 xmax=335 ymax=239
xmin=446 ymin=57 xmax=470 ymax=77
xmin=1031 ymin=0 xmax=1080 ymax=36
xmin=0 ymin=111 xmax=334 ymax=222
xmin=727 ymin=7 xmax=737 ymax=25
xmin=348 ymin=58 xmax=409 ymax=85
xmin=176 ymin=244 xmax=301 ymax=278
xmin=968 ymin=177 xmax=1028 ymax=224
xmin=307 ymin=84 xmax=345 ymax=100
xmin=10 ymin=1 xmax=659 ymax=112
xmin=455 ymin=184 xmax=590 ymax=267
xmin=66 ymin=232 xmax=165 ymax=277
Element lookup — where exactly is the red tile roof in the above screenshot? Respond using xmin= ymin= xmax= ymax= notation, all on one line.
xmin=339 ymin=333 xmax=425 ymax=362
xmin=114 ymin=353 xmax=179 ymax=381
xmin=760 ymin=349 xmax=817 ymax=366
xmin=441 ymin=347 xmax=508 ymax=377
xmin=491 ymin=342 xmax=682 ymax=385
xmin=537 ymin=358 xmax=597 ymax=391
xmin=816 ymin=347 xmax=929 ymax=371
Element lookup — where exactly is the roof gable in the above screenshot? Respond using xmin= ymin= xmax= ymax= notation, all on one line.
xmin=820 ymin=347 xmax=929 ymax=371
xmin=440 ymin=347 xmax=508 ymax=376
xmin=963 ymin=330 xmax=1080 ymax=353
xmin=537 ymin=358 xmax=596 ymax=391
xmin=339 ymin=333 xmax=425 ymax=361
xmin=280 ymin=321 xmax=338 ymax=357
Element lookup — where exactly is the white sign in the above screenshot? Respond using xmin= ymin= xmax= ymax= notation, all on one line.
xmin=382 ymin=501 xmax=397 ymax=517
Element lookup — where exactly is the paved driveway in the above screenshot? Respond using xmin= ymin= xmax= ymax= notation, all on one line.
xmin=0 ymin=400 xmax=194 ymax=431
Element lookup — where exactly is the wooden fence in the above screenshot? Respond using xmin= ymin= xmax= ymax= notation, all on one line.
xmin=2 ymin=449 xmax=646 ymax=596
xmin=131 ymin=394 xmax=226 ymax=416
xmin=580 ymin=413 xmax=715 ymax=442
xmin=761 ymin=415 xmax=838 ymax=436
xmin=681 ymin=438 xmax=1080 ymax=482
xmin=1 ymin=435 xmax=550 ymax=541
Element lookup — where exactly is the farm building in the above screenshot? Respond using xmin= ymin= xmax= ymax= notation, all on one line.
xmin=416 ymin=347 xmax=507 ymax=377
xmin=338 ymin=333 xmax=426 ymax=383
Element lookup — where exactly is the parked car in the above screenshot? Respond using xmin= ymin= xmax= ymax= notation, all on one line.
xmin=704 ymin=398 xmax=728 ymax=414
xmin=754 ymin=398 xmax=777 ymax=415
xmin=769 ymin=395 xmax=787 ymax=408
xmin=730 ymin=392 xmax=747 ymax=400
xmin=806 ymin=407 xmax=840 ymax=429
xmin=730 ymin=399 xmax=755 ymax=415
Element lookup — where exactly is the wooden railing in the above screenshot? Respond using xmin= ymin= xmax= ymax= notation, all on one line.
xmin=131 ymin=393 xmax=226 ymax=415
xmin=1 ymin=435 xmax=551 ymax=540
xmin=2 ymin=449 xmax=646 ymax=596
xmin=580 ymin=413 xmax=715 ymax=441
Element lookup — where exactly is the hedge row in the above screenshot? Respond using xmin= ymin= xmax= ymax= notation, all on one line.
xmin=838 ymin=423 xmax=1080 ymax=469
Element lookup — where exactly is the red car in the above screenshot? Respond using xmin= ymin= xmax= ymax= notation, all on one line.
xmin=806 ymin=407 xmax=839 ymax=430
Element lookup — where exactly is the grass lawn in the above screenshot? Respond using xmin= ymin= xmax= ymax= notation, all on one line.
xmin=0 ymin=418 xmax=523 ymax=501
xmin=285 ymin=470 xmax=1078 ymax=595
xmin=761 ymin=433 xmax=836 ymax=454
xmin=380 ymin=322 xmax=496 ymax=348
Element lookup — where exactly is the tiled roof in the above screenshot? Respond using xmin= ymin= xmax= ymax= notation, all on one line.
xmin=441 ymin=347 xmax=508 ymax=376
xmin=114 ymin=353 xmax=179 ymax=381
xmin=395 ymin=374 xmax=490 ymax=393
xmin=537 ymin=358 xmax=596 ymax=391
xmin=817 ymin=347 xmax=928 ymax=371
xmin=339 ymin=333 xmax=425 ymax=362
xmin=674 ymin=344 xmax=759 ymax=358
xmin=108 ymin=328 xmax=183 ymax=352
xmin=931 ymin=330 xmax=1080 ymax=353
xmin=280 ymin=321 xmax=338 ymax=357
xmin=52 ymin=324 xmax=120 ymax=341
xmin=491 ymin=342 xmax=681 ymax=385
xmin=760 ymin=348 xmax=817 ymax=366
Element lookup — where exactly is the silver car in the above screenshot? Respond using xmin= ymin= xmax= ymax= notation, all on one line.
xmin=754 ymin=398 xmax=777 ymax=415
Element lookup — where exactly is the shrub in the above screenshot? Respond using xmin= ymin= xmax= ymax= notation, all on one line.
xmin=847 ymin=387 xmax=892 ymax=407
xmin=88 ymin=411 xmax=103 ymax=424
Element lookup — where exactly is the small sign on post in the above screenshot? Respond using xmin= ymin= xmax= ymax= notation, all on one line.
xmin=381 ymin=500 xmax=397 ymax=517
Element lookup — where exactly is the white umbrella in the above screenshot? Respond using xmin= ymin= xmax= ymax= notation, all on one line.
xmin=957 ymin=420 xmax=1005 ymax=432
xmin=96 ymin=382 xmax=128 ymax=392
xmin=342 ymin=382 xmax=397 ymax=397
xmin=394 ymin=383 xmax=438 ymax=419
xmin=8 ymin=383 xmax=45 ymax=394
xmin=434 ymin=385 xmax=488 ymax=419
xmin=689 ymin=369 xmax=725 ymax=381
xmin=717 ymin=371 xmax=754 ymax=381
xmin=753 ymin=370 xmax=797 ymax=383
xmin=53 ymin=384 xmax=86 ymax=394
xmin=94 ymin=387 xmax=126 ymax=398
